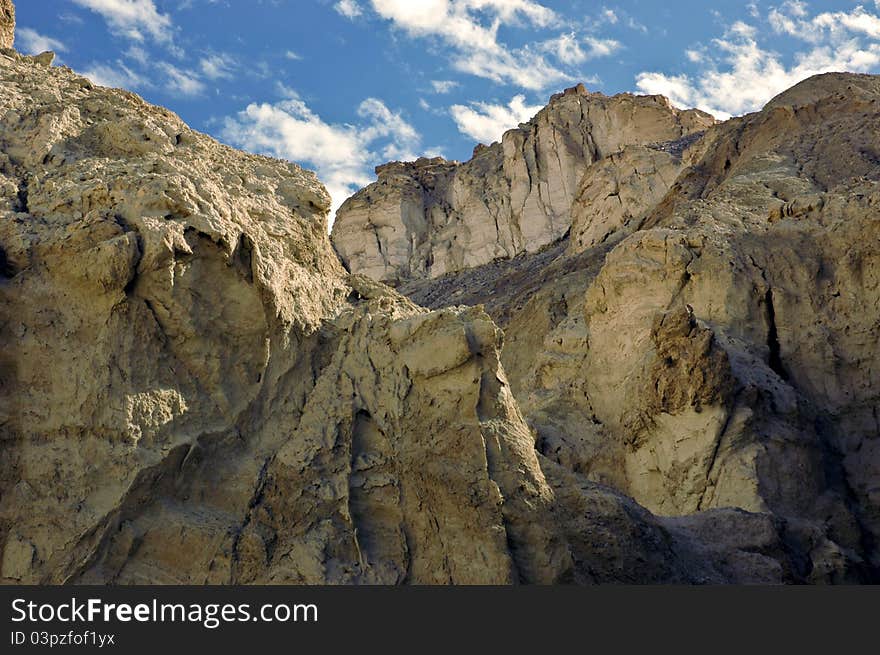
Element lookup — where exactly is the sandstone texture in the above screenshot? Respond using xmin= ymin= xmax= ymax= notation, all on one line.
xmin=332 ymin=84 xmax=714 ymax=283
xmin=0 ymin=0 xmax=13 ymax=50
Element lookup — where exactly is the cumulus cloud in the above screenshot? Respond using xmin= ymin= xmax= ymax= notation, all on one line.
xmin=15 ymin=28 xmax=68 ymax=55
xmin=636 ymin=4 xmax=880 ymax=119
xmin=221 ymin=92 xmax=423 ymax=217
xmin=450 ymin=94 xmax=543 ymax=144
xmin=72 ymin=0 xmax=174 ymax=43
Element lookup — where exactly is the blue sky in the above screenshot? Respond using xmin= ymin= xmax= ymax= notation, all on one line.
xmin=14 ymin=1 xmax=880 ymax=214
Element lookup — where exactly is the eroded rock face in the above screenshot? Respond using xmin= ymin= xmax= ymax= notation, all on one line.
xmin=0 ymin=51 xmax=580 ymax=585
xmin=3 ymin=41 xmax=779 ymax=586
xmin=332 ymin=85 xmax=714 ymax=283
xmin=391 ymin=72 xmax=880 ymax=582
xmin=3 ymin=15 xmax=878 ymax=585
xmin=0 ymin=0 xmax=13 ymax=50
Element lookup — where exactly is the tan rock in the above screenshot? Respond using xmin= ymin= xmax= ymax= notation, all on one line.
xmin=396 ymin=73 xmax=880 ymax=580
xmin=332 ymin=90 xmax=714 ymax=282
xmin=0 ymin=0 xmax=13 ymax=50
xmin=0 ymin=51 xmax=566 ymax=585
xmin=2 ymin=36 xmax=877 ymax=585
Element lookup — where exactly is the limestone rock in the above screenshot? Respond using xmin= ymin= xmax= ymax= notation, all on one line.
xmin=0 ymin=0 xmax=13 ymax=50
xmin=568 ymin=139 xmax=699 ymax=254
xmin=393 ymin=72 xmax=880 ymax=581
xmin=332 ymin=88 xmax=714 ymax=283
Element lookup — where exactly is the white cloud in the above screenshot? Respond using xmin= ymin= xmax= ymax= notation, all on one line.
xmin=81 ymin=61 xmax=149 ymax=90
xmin=334 ymin=0 xmax=363 ymax=19
xmin=159 ymin=63 xmax=206 ymax=96
xmin=221 ymin=92 xmax=423 ymax=217
xmin=431 ymin=79 xmax=459 ymax=93
xmin=636 ymin=5 xmax=880 ymax=119
xmin=541 ymin=33 xmax=620 ymax=64
xmin=71 ymin=0 xmax=173 ymax=43
xmin=450 ymin=94 xmax=543 ymax=144
xmin=15 ymin=28 xmax=67 ymax=55
xmin=770 ymin=2 xmax=880 ymax=41
xmin=285 ymin=50 xmax=303 ymax=60
xmin=369 ymin=0 xmax=570 ymax=90
xmin=199 ymin=53 xmax=236 ymax=80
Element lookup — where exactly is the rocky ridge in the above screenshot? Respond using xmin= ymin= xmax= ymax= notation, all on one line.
xmin=332 ymin=84 xmax=714 ymax=282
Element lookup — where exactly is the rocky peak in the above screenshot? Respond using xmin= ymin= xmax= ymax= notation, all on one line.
xmin=1 ymin=0 xmax=14 ymax=50
xmin=331 ymin=85 xmax=715 ymax=283
xmin=548 ymin=82 xmax=590 ymax=103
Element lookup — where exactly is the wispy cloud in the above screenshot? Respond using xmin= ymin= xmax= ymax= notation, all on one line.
xmin=541 ymin=33 xmax=621 ymax=65
xmin=450 ymin=94 xmax=543 ymax=144
xmin=431 ymin=79 xmax=459 ymax=94
xmin=334 ymin=0 xmax=363 ymax=19
xmin=221 ymin=90 xmax=423 ymax=216
xmin=71 ymin=0 xmax=174 ymax=43
xmin=81 ymin=61 xmax=150 ymax=89
xmin=200 ymin=53 xmax=236 ymax=80
xmin=15 ymin=28 xmax=68 ymax=55
xmin=365 ymin=0 xmax=570 ymax=90
xmin=159 ymin=63 xmax=206 ymax=96
xmin=636 ymin=3 xmax=880 ymax=119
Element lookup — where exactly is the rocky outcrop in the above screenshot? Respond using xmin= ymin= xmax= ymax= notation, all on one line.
xmin=391 ymin=72 xmax=880 ymax=581
xmin=0 ymin=0 xmax=13 ymax=50
xmin=332 ymin=85 xmax=714 ymax=283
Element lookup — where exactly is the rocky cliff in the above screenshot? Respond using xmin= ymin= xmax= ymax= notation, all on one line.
xmin=1 ymin=0 xmax=878 ymax=584
xmin=388 ymin=73 xmax=880 ymax=581
xmin=0 ymin=0 xmax=14 ymax=50
xmin=332 ymin=84 xmax=715 ymax=282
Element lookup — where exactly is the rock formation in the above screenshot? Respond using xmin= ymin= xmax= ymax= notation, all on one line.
xmin=332 ymin=84 xmax=714 ymax=282
xmin=2 ymin=0 xmax=878 ymax=584
xmin=0 ymin=21 xmax=792 ymax=586
xmin=0 ymin=0 xmax=13 ymax=50
xmin=381 ymin=73 xmax=880 ymax=582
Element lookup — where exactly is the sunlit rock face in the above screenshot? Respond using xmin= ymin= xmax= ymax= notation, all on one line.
xmin=0 ymin=0 xmax=14 ymax=50
xmin=331 ymin=84 xmax=714 ymax=283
